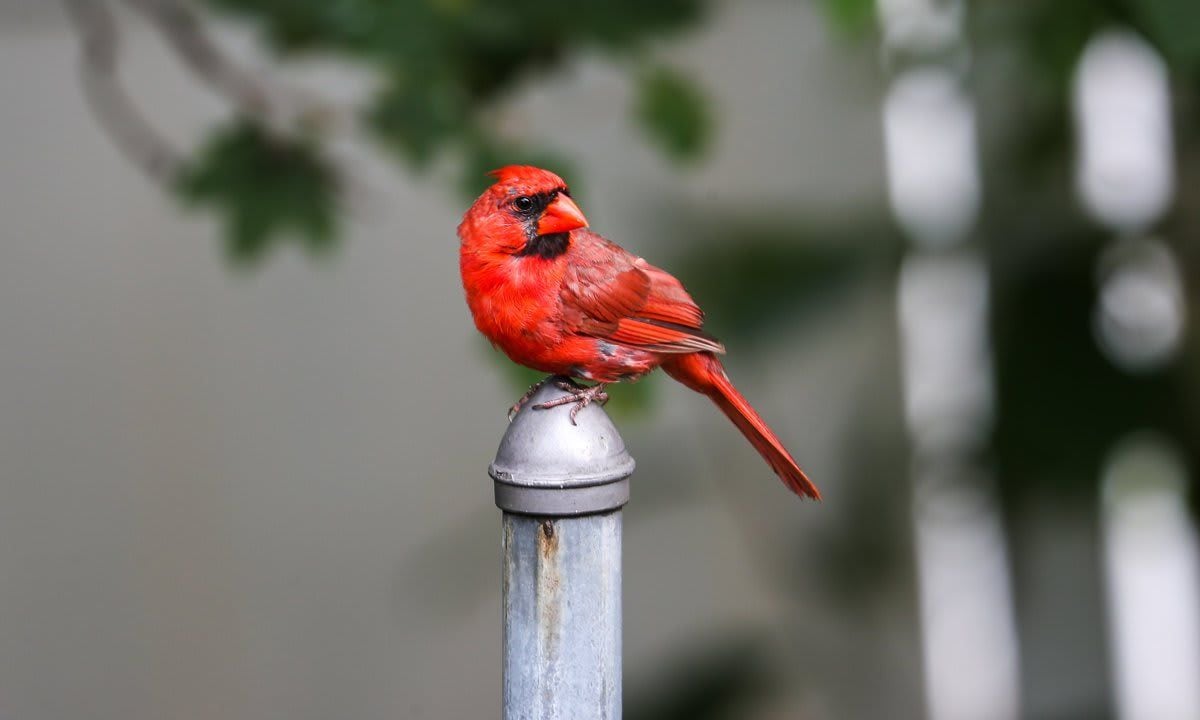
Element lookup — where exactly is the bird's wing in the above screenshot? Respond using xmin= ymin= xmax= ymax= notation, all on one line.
xmin=561 ymin=232 xmax=724 ymax=354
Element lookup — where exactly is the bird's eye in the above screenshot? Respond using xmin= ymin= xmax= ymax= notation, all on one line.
xmin=513 ymin=196 xmax=534 ymax=212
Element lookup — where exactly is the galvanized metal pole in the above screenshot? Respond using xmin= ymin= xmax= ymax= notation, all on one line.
xmin=490 ymin=377 xmax=634 ymax=720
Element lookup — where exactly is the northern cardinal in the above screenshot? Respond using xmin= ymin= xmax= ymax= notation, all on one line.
xmin=458 ymin=166 xmax=819 ymax=499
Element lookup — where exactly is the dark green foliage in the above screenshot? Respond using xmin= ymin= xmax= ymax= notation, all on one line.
xmin=1131 ymin=0 xmax=1200 ymax=70
xmin=634 ymin=65 xmax=711 ymax=163
xmin=968 ymin=0 xmax=1200 ymax=514
xmin=368 ymin=74 xmax=471 ymax=168
xmin=176 ymin=120 xmax=337 ymax=264
xmin=990 ymin=231 xmax=1199 ymax=501
xmin=201 ymin=0 xmax=706 ymax=63
xmin=976 ymin=0 xmax=1200 ymax=88
xmin=199 ymin=0 xmax=707 ymax=180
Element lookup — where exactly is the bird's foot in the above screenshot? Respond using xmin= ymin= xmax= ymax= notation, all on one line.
xmin=533 ymin=380 xmax=609 ymax=426
xmin=508 ymin=378 xmax=551 ymax=421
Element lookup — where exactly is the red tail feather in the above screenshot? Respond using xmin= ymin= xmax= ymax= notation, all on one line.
xmin=663 ymin=353 xmax=820 ymax=500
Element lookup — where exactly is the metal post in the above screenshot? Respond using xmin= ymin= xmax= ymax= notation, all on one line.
xmin=490 ymin=377 xmax=634 ymax=720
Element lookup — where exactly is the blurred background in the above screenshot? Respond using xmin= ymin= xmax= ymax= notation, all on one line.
xmin=2 ymin=0 xmax=1199 ymax=718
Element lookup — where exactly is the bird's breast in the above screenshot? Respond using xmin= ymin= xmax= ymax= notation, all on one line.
xmin=461 ymin=252 xmax=568 ymax=356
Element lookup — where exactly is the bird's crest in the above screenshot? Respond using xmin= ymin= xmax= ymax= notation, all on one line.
xmin=488 ymin=165 xmax=566 ymax=189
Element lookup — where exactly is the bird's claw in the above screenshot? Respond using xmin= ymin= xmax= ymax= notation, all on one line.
xmin=533 ymin=381 xmax=609 ymax=426
xmin=508 ymin=379 xmax=549 ymax=421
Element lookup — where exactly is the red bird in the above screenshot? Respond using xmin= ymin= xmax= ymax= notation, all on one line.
xmin=458 ymin=166 xmax=819 ymax=499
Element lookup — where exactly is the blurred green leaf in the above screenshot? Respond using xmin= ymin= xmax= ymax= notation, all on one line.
xmin=634 ymin=65 xmax=712 ymax=164
xmin=819 ymin=0 xmax=876 ymax=36
xmin=200 ymin=0 xmax=434 ymax=57
xmin=569 ymin=0 xmax=706 ymax=50
xmin=176 ymin=120 xmax=337 ymax=264
xmin=368 ymin=75 xmax=469 ymax=167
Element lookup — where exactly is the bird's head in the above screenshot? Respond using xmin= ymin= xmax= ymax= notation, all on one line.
xmin=459 ymin=165 xmax=589 ymax=256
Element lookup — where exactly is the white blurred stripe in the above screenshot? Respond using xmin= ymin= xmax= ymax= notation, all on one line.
xmin=899 ymin=252 xmax=1018 ymax=720
xmin=1073 ymin=30 xmax=1174 ymax=230
xmin=882 ymin=68 xmax=981 ymax=247
xmin=897 ymin=253 xmax=992 ymax=454
xmin=881 ymin=5 xmax=1020 ymax=719
xmin=1102 ymin=435 xmax=1200 ymax=720
xmin=914 ymin=462 xmax=1020 ymax=720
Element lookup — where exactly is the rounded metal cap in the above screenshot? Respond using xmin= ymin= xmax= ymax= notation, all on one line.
xmin=490 ymin=377 xmax=635 ymax=516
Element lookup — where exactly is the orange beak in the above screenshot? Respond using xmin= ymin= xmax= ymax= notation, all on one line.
xmin=537 ymin=193 xmax=588 ymax=236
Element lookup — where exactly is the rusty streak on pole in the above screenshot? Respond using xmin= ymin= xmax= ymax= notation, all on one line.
xmin=490 ymin=377 xmax=634 ymax=720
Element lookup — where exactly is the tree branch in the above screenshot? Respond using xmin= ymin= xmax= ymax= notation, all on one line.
xmin=63 ymin=0 xmax=183 ymax=184
xmin=122 ymin=0 xmax=350 ymax=136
